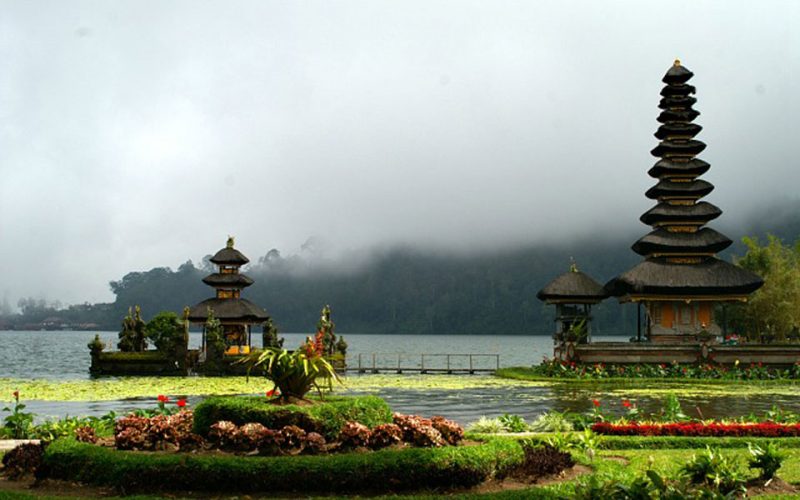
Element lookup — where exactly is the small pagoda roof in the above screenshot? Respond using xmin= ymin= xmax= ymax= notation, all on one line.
xmin=210 ymin=237 xmax=250 ymax=265
xmin=202 ymin=273 xmax=255 ymax=288
xmin=648 ymin=158 xmax=710 ymax=178
xmin=640 ymin=201 xmax=721 ymax=226
xmin=658 ymin=95 xmax=697 ymax=109
xmin=632 ymin=228 xmax=732 ymax=256
xmin=605 ymin=257 xmax=763 ymax=297
xmin=660 ymin=83 xmax=696 ymax=97
xmin=188 ymin=298 xmax=269 ymax=322
xmin=650 ymin=139 xmax=706 ymax=158
xmin=654 ymin=123 xmax=703 ymax=140
xmin=645 ymin=179 xmax=714 ymax=200
xmin=663 ymin=60 xmax=694 ymax=84
xmin=537 ymin=268 xmax=608 ymax=304
xmin=657 ymin=108 xmax=701 ymax=124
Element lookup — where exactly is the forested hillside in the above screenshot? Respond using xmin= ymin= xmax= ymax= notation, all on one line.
xmin=5 ymin=201 xmax=799 ymax=335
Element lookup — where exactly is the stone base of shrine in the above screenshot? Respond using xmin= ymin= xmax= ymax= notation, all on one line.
xmin=555 ymin=341 xmax=800 ymax=366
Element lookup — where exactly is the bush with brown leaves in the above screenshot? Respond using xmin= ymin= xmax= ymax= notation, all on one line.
xmin=392 ymin=413 xmax=445 ymax=447
xmin=369 ymin=423 xmax=403 ymax=449
xmin=74 ymin=425 xmax=97 ymax=444
xmin=431 ymin=416 xmax=464 ymax=445
xmin=339 ymin=421 xmax=371 ymax=448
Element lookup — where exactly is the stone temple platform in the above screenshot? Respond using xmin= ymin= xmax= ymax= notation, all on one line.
xmin=555 ymin=341 xmax=800 ymax=366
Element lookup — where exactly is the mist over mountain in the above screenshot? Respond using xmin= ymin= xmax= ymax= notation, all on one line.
xmin=5 ymin=200 xmax=798 ymax=335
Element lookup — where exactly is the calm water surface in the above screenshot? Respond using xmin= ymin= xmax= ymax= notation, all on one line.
xmin=1 ymin=331 xmax=795 ymax=424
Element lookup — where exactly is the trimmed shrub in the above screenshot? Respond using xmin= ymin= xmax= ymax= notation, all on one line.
xmin=41 ymin=436 xmax=524 ymax=494
xmin=193 ymin=395 xmax=391 ymax=440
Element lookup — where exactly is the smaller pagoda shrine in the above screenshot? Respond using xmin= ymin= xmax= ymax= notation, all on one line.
xmin=188 ymin=237 xmax=270 ymax=355
xmin=537 ymin=263 xmax=608 ymax=351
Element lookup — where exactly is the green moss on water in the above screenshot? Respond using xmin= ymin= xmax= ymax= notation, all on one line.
xmin=0 ymin=374 xmax=548 ymax=402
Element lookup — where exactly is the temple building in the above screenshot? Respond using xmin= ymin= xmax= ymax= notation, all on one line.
xmin=188 ymin=237 xmax=270 ymax=354
xmin=605 ymin=60 xmax=763 ymax=343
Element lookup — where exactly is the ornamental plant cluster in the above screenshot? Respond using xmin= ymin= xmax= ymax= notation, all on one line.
xmin=112 ymin=410 xmax=463 ymax=455
xmin=532 ymin=358 xmax=800 ymax=380
xmin=206 ymin=413 xmax=463 ymax=455
xmin=115 ymin=411 xmax=203 ymax=451
xmin=591 ymin=421 xmax=800 ymax=438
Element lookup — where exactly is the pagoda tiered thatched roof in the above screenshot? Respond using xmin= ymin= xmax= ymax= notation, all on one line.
xmin=606 ymin=61 xmax=763 ymax=299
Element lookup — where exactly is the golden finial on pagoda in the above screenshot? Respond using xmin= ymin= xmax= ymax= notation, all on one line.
xmin=674 ymin=58 xmax=681 ymax=67
xmin=226 ymin=236 xmax=234 ymax=248
xmin=569 ymin=257 xmax=578 ymax=273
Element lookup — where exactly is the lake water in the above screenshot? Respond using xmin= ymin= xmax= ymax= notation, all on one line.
xmin=1 ymin=330 xmax=796 ymax=424
xmin=0 ymin=330 xmax=572 ymax=380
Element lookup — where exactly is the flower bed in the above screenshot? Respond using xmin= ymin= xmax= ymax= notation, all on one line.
xmin=592 ymin=422 xmax=800 ymax=437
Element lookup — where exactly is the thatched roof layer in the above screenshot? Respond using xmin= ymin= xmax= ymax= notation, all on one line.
xmin=645 ymin=179 xmax=714 ymax=200
xmin=188 ymin=298 xmax=269 ymax=322
xmin=640 ymin=201 xmax=721 ymax=225
xmin=648 ymin=158 xmax=710 ymax=178
xmin=654 ymin=123 xmax=702 ymax=140
xmin=660 ymin=83 xmax=695 ymax=97
xmin=650 ymin=139 xmax=706 ymax=157
xmin=210 ymin=247 xmax=250 ymax=265
xmin=537 ymin=270 xmax=608 ymax=303
xmin=606 ymin=257 xmax=763 ymax=297
xmin=632 ymin=228 xmax=732 ymax=256
xmin=663 ymin=62 xmax=693 ymax=84
xmin=202 ymin=273 xmax=254 ymax=288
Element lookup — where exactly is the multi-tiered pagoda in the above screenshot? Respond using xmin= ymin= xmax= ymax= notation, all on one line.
xmin=606 ymin=60 xmax=763 ymax=343
xmin=188 ymin=237 xmax=270 ymax=354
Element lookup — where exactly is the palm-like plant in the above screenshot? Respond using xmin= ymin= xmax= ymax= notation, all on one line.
xmin=246 ymin=334 xmax=341 ymax=403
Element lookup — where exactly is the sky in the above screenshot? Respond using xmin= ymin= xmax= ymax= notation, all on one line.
xmin=1 ymin=0 xmax=798 ymax=306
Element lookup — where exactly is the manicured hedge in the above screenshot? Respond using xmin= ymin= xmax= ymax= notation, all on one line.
xmin=512 ymin=433 xmax=800 ymax=450
xmin=192 ymin=395 xmax=392 ymax=440
xmin=41 ymin=437 xmax=524 ymax=494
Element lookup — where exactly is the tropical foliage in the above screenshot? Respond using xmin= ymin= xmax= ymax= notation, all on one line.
xmin=728 ymin=234 xmax=800 ymax=341
xmin=246 ymin=334 xmax=341 ymax=402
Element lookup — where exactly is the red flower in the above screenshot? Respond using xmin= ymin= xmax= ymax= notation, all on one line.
xmin=592 ymin=399 xmax=601 ymax=407
xmin=622 ymin=400 xmax=632 ymax=408
xmin=176 ymin=399 xmax=187 ymax=408
xmin=157 ymin=395 xmax=169 ymax=403
xmin=12 ymin=390 xmax=19 ymax=400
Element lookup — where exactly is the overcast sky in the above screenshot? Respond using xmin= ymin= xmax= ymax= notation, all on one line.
xmin=1 ymin=0 xmax=798 ymax=305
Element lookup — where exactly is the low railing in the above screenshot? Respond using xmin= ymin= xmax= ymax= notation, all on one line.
xmin=349 ymin=353 xmax=500 ymax=374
